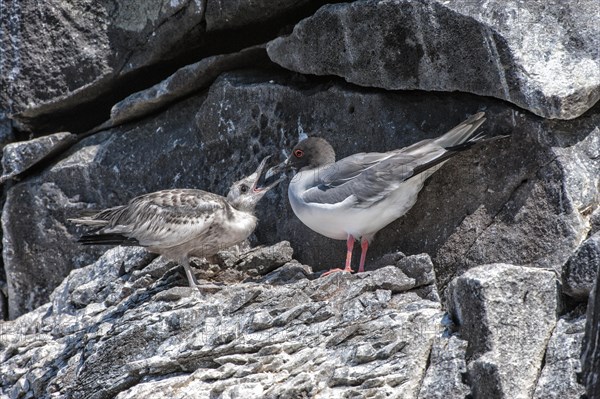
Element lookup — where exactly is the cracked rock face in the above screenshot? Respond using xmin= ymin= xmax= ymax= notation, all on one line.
xmin=447 ymin=264 xmax=559 ymax=399
xmin=0 ymin=245 xmax=444 ymax=398
xmin=1 ymin=132 xmax=77 ymax=183
xmin=267 ymin=0 xmax=600 ymax=120
xmin=0 ymin=0 xmax=206 ymax=131
xmin=562 ymin=232 xmax=600 ymax=300
xmin=0 ymin=245 xmax=588 ymax=397
xmin=582 ymin=266 xmax=600 ymax=397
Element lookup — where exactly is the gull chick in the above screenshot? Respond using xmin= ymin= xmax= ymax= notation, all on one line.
xmin=269 ymin=112 xmax=488 ymax=275
xmin=70 ymin=156 xmax=282 ymax=290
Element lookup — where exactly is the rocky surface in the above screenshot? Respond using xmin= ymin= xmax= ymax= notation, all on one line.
xmin=0 ymin=1 xmax=597 ymax=398
xmin=0 ymin=0 xmax=206 ymax=132
xmin=0 ymin=245 xmax=445 ymax=398
xmin=417 ymin=335 xmax=470 ymax=398
xmin=0 ymin=132 xmax=77 ymax=183
xmin=447 ymin=264 xmax=558 ymax=399
xmin=0 ymin=110 xmax=14 ymax=149
xmin=582 ymin=265 xmax=600 ymax=398
xmin=109 ymin=45 xmax=270 ymax=126
xmin=533 ymin=316 xmax=586 ymax=399
xmin=562 ymin=232 xmax=600 ymax=300
xmin=268 ymin=0 xmax=600 ymax=120
xmin=205 ymin=0 xmax=314 ymax=31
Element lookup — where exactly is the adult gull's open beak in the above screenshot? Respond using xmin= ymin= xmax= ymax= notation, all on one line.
xmin=264 ymin=158 xmax=290 ymax=180
xmin=253 ymin=156 xmax=285 ymax=192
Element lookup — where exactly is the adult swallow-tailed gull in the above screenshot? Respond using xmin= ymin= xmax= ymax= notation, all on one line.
xmin=269 ymin=112 xmax=488 ymax=275
xmin=70 ymin=156 xmax=282 ymax=290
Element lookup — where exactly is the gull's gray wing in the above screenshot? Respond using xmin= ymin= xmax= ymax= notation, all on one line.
xmin=301 ymin=145 xmax=448 ymax=207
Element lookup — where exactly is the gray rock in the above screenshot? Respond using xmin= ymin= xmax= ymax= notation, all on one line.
xmin=0 ymin=109 xmax=14 ymax=149
xmin=4 ymin=70 xmax=599 ymax=318
xmin=533 ymin=316 xmax=586 ymax=399
xmin=110 ymin=45 xmax=270 ymax=126
xmin=205 ymin=0 xmax=313 ymax=31
xmin=234 ymin=241 xmax=294 ymax=276
xmin=0 ymin=132 xmax=77 ymax=183
xmin=562 ymin=232 xmax=600 ymax=300
xmin=267 ymin=0 xmax=600 ymax=119
xmin=418 ymin=335 xmax=470 ymax=399
xmin=434 ymin=120 xmax=598 ymax=291
xmin=396 ymin=253 xmax=436 ymax=288
xmin=0 ymin=242 xmax=444 ymax=398
xmin=368 ymin=265 xmax=415 ymax=293
xmin=447 ymin=264 xmax=558 ymax=399
xmin=582 ymin=263 xmax=600 ymax=398
xmin=0 ymin=0 xmax=206 ymax=131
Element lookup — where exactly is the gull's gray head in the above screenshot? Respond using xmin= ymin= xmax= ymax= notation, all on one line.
xmin=288 ymin=137 xmax=336 ymax=171
xmin=266 ymin=137 xmax=336 ymax=178
xmin=227 ymin=155 xmax=283 ymax=212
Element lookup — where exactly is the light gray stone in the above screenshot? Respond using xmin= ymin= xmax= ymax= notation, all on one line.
xmin=447 ymin=264 xmax=558 ymax=399
xmin=0 ymin=242 xmax=444 ymax=398
xmin=533 ymin=316 xmax=586 ymax=399
xmin=562 ymin=232 xmax=600 ymax=300
xmin=267 ymin=0 xmax=600 ymax=119
xmin=418 ymin=335 xmax=470 ymax=399
xmin=582 ymin=263 xmax=600 ymax=398
xmin=0 ymin=132 xmax=77 ymax=183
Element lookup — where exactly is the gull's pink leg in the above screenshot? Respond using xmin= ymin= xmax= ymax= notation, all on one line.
xmin=358 ymin=238 xmax=369 ymax=273
xmin=322 ymin=235 xmax=355 ymax=277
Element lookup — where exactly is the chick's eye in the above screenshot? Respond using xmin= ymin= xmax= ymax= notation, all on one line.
xmin=294 ymin=149 xmax=304 ymax=158
xmin=240 ymin=184 xmax=248 ymax=193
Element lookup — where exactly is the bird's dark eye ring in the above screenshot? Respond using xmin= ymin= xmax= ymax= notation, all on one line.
xmin=294 ymin=149 xmax=304 ymax=158
xmin=240 ymin=184 xmax=248 ymax=193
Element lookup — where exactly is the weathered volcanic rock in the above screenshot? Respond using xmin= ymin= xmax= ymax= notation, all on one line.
xmin=447 ymin=264 xmax=558 ymax=399
xmin=0 ymin=109 xmax=14 ymax=149
xmin=418 ymin=335 xmax=470 ymax=398
xmin=110 ymin=45 xmax=270 ymax=126
xmin=582 ymin=265 xmax=600 ymax=398
xmin=1 ymin=132 xmax=77 ymax=183
xmin=0 ymin=244 xmax=443 ymax=398
xmin=3 ymin=70 xmax=599 ymax=318
xmin=268 ymin=0 xmax=600 ymax=119
xmin=0 ymin=0 xmax=206 ymax=131
xmin=562 ymin=232 xmax=600 ymax=300
xmin=533 ymin=316 xmax=586 ymax=399
xmin=205 ymin=0 xmax=314 ymax=31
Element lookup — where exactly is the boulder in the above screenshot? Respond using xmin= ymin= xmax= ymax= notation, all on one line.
xmin=418 ymin=336 xmax=470 ymax=399
xmin=109 ymin=45 xmax=270 ymax=126
xmin=582 ymin=264 xmax=600 ymax=398
xmin=1 ymin=132 xmax=77 ymax=183
xmin=0 ymin=244 xmax=443 ymax=398
xmin=447 ymin=264 xmax=558 ymax=399
xmin=0 ymin=0 xmax=206 ymax=132
xmin=533 ymin=316 xmax=586 ymax=399
xmin=267 ymin=0 xmax=600 ymax=119
xmin=562 ymin=232 xmax=600 ymax=300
